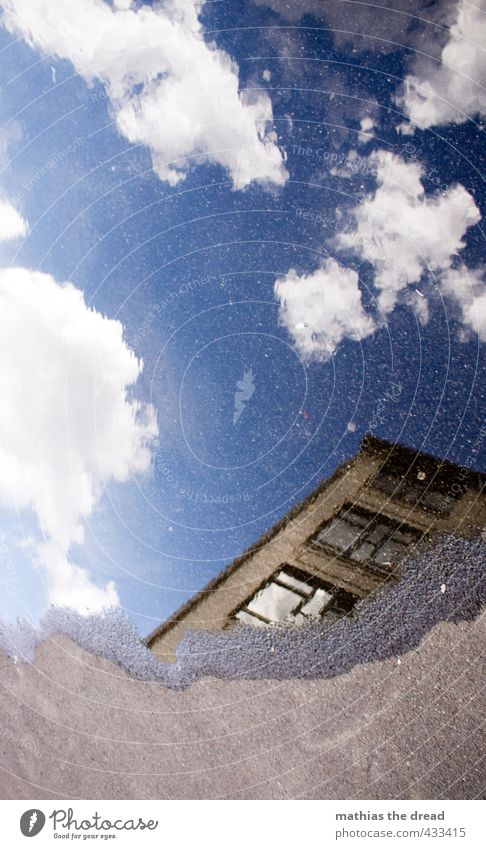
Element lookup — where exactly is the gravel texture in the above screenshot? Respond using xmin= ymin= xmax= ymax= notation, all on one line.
xmin=0 ymin=535 xmax=484 ymax=799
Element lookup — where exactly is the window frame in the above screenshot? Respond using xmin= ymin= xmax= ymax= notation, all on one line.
xmin=230 ymin=564 xmax=356 ymax=627
xmin=370 ymin=458 xmax=467 ymax=515
xmin=310 ymin=504 xmax=421 ymax=575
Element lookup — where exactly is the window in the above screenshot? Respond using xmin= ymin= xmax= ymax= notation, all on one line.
xmin=313 ymin=506 xmax=419 ymax=574
xmin=233 ymin=565 xmax=356 ymax=628
xmin=371 ymin=453 xmax=467 ymax=514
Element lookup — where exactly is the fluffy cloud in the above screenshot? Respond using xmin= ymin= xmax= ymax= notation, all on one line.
xmin=276 ymin=150 xmax=482 ymax=358
xmin=358 ymin=117 xmax=375 ymax=145
xmin=337 ymin=151 xmax=481 ymax=313
xmin=1 ymin=0 xmax=287 ymax=188
xmin=274 ymin=258 xmax=375 ymax=361
xmin=441 ymin=266 xmax=486 ymax=341
xmin=0 ymin=266 xmax=157 ymax=611
xmin=0 ymin=198 xmax=27 ymax=242
xmin=396 ymin=0 xmax=486 ymax=130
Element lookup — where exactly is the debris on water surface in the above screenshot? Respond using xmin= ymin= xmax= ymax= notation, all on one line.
xmin=0 ymin=535 xmax=485 ymax=689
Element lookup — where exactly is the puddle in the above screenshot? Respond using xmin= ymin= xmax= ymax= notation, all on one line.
xmin=1 ymin=534 xmax=484 ymax=689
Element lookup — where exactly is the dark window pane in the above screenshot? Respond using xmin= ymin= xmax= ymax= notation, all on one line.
xmin=350 ymin=541 xmax=374 ymax=562
xmin=421 ymin=490 xmax=450 ymax=513
xmin=373 ymin=540 xmax=407 ymax=565
xmin=316 ymin=518 xmax=361 ymax=551
xmin=367 ymin=524 xmax=390 ymax=544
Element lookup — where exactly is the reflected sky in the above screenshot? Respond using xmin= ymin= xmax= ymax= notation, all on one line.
xmin=0 ymin=0 xmax=484 ymax=636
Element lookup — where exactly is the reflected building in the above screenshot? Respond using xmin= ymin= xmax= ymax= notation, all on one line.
xmin=147 ymin=437 xmax=486 ymax=662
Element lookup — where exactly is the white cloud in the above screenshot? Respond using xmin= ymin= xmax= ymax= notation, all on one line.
xmin=407 ymin=289 xmax=430 ymax=326
xmin=274 ymin=258 xmax=375 ymax=361
xmin=441 ymin=266 xmax=486 ymax=341
xmin=337 ymin=151 xmax=481 ymax=314
xmin=0 ymin=266 xmax=157 ymax=611
xmin=277 ymin=150 xmax=483 ymax=357
xmin=358 ymin=117 xmax=375 ymax=145
xmin=0 ymin=198 xmax=27 ymax=242
xmin=396 ymin=0 xmax=486 ymax=130
xmin=1 ymin=0 xmax=287 ymax=188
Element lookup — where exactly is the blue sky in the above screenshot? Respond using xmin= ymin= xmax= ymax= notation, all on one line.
xmin=0 ymin=0 xmax=484 ymax=636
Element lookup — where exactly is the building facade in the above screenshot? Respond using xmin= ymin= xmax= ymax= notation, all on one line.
xmin=147 ymin=437 xmax=486 ymax=662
